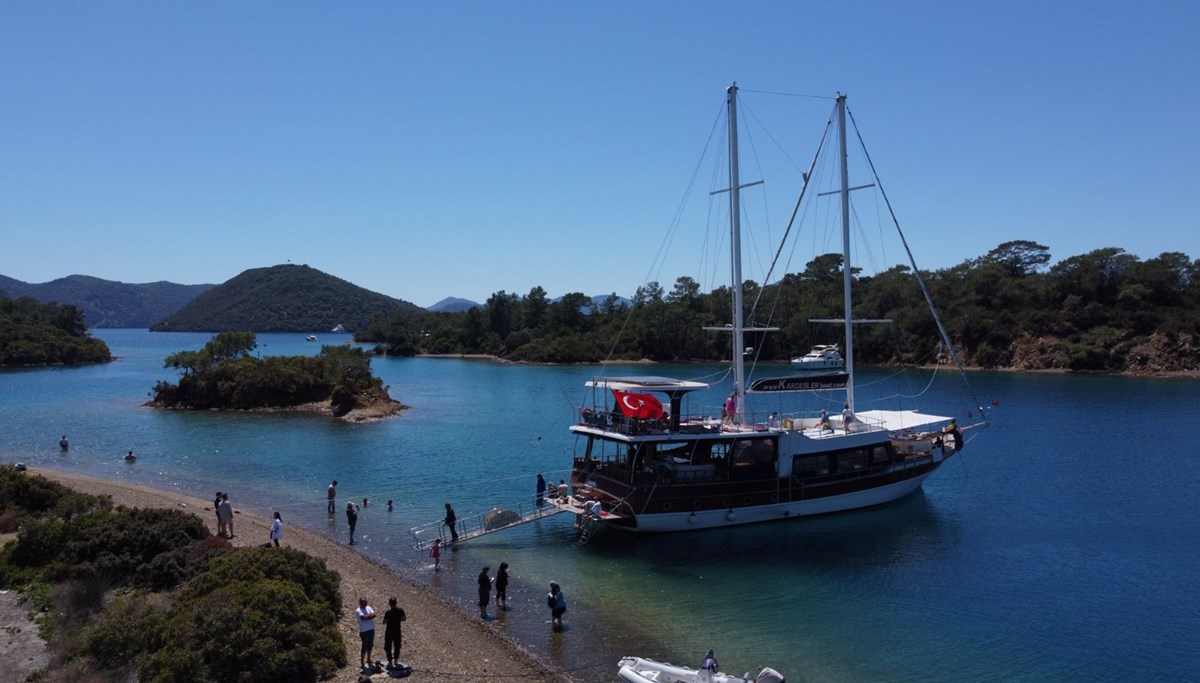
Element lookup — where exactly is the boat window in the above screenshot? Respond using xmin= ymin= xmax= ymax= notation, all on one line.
xmin=710 ymin=441 xmax=731 ymax=461
xmin=731 ymin=439 xmax=775 ymax=466
xmin=793 ymin=454 xmax=830 ymax=477
xmin=871 ymin=446 xmax=890 ymax=465
xmin=585 ymin=438 xmax=625 ymax=464
xmin=729 ymin=439 xmax=777 ymax=480
xmin=835 ymin=449 xmax=870 ymax=472
xmin=628 ymin=444 xmax=650 ymax=468
xmin=655 ymin=441 xmax=710 ymax=464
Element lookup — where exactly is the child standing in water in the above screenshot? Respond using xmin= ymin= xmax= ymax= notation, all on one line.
xmin=429 ymin=538 xmax=441 ymax=571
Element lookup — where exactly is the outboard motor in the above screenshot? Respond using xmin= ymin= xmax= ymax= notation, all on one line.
xmin=755 ymin=668 xmax=786 ymax=683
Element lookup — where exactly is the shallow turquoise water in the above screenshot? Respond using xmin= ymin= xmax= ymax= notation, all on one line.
xmin=3 ymin=330 xmax=1198 ymax=681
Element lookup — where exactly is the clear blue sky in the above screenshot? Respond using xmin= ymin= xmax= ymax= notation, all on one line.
xmin=2 ymin=2 xmax=1197 ymax=308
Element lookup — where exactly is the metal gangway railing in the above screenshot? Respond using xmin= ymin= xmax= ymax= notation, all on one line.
xmin=409 ymin=498 xmax=565 ymax=550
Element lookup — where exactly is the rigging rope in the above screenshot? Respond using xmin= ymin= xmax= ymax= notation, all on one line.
xmin=847 ymin=107 xmax=990 ymax=423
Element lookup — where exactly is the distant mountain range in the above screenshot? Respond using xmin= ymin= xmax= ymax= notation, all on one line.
xmin=582 ymin=294 xmax=633 ymax=313
xmin=0 ymin=274 xmax=215 ymax=328
xmin=150 ymin=264 xmax=422 ymax=332
xmin=1 ymin=269 xmax=631 ymax=330
xmin=426 ymin=294 xmax=633 ymax=314
xmin=427 ymin=297 xmax=480 ymax=313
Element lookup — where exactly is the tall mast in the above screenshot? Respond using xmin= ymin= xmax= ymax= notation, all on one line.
xmin=727 ymin=83 xmax=747 ymax=420
xmin=837 ymin=92 xmax=855 ymax=410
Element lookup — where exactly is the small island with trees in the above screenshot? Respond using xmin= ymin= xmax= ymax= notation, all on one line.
xmin=147 ymin=331 xmax=403 ymax=421
xmin=0 ymin=294 xmax=112 ymax=367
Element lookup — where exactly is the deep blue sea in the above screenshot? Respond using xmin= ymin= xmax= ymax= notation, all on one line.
xmin=3 ymin=329 xmax=1198 ymax=682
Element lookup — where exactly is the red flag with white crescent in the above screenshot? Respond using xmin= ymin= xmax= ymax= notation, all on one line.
xmin=612 ymin=390 xmax=663 ymax=419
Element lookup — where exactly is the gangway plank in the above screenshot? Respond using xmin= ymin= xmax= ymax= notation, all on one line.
xmin=410 ymin=501 xmax=566 ymax=550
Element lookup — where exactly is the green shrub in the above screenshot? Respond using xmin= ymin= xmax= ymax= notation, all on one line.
xmin=141 ymin=578 xmax=345 ymax=683
xmin=7 ymin=516 xmax=73 ymax=572
xmin=181 ymin=546 xmax=341 ymax=615
xmin=6 ymin=506 xmax=212 ymax=589
xmin=82 ymin=592 xmax=168 ymax=670
xmin=64 ymin=507 xmax=209 ymax=583
xmin=0 ymin=466 xmax=108 ymax=516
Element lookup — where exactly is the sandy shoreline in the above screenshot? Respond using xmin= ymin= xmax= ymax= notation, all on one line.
xmin=23 ymin=467 xmax=569 ymax=683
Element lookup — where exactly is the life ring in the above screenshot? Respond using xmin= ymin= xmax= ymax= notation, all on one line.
xmin=662 ymin=501 xmax=672 ymax=511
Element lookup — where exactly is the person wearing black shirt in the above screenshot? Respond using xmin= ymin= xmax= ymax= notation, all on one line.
xmin=382 ymin=596 xmax=406 ymax=669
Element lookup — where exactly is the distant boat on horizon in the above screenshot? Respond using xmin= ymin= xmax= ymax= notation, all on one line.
xmin=790 ymin=344 xmax=845 ymax=372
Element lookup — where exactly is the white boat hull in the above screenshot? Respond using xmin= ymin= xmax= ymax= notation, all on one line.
xmin=788 ymin=359 xmax=845 ymax=371
xmin=618 ymin=656 xmax=783 ymax=683
xmin=606 ymin=470 xmax=932 ymax=533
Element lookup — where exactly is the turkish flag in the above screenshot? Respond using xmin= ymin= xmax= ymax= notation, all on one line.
xmin=612 ymin=390 xmax=664 ymax=419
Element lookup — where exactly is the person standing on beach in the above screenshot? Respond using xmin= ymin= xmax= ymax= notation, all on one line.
xmin=547 ymin=581 xmax=567 ymax=628
xmin=346 ymin=501 xmax=359 ymax=545
xmin=213 ymin=491 xmax=224 ymax=537
xmin=382 ymin=596 xmax=406 ymax=669
xmin=444 ymin=503 xmax=458 ymax=542
xmin=327 ymin=480 xmax=337 ymax=514
xmin=429 ymin=538 xmax=442 ymax=571
xmin=477 ymin=566 xmax=492 ymax=619
xmin=535 ymin=474 xmax=546 ymax=508
xmin=269 ymin=511 xmax=283 ymax=547
xmin=355 ymin=597 xmax=376 ymax=669
xmin=218 ymin=493 xmax=234 ymax=538
xmin=495 ymin=562 xmax=510 ymax=609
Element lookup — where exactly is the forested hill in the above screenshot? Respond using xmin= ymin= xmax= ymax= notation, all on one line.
xmin=149 ymin=264 xmax=421 ymax=332
xmin=359 ymin=243 xmax=1200 ymax=374
xmin=0 ymin=274 xmax=213 ymax=328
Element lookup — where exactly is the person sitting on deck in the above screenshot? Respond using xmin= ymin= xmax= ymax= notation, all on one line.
xmin=583 ymin=499 xmax=601 ymax=519
xmin=817 ymin=408 xmax=832 ymax=432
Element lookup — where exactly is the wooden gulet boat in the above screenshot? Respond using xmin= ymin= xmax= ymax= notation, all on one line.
xmin=553 ymin=85 xmax=987 ymax=534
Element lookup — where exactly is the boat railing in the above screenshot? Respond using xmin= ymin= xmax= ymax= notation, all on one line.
xmin=578 ymin=410 xmax=726 ymax=437
xmin=409 ymin=497 xmax=562 ymax=549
